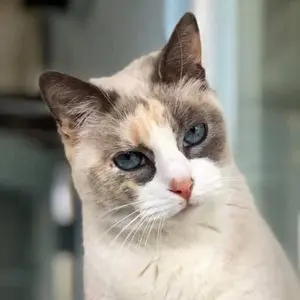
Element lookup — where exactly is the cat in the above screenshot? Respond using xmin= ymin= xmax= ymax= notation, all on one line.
xmin=39 ymin=12 xmax=300 ymax=300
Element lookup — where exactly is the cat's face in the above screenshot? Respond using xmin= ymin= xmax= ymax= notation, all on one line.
xmin=39 ymin=13 xmax=232 ymax=235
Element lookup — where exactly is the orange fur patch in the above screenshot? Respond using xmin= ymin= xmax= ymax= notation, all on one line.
xmin=124 ymin=99 xmax=168 ymax=147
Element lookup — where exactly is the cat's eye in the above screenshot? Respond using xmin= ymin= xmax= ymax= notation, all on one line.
xmin=183 ymin=123 xmax=207 ymax=147
xmin=113 ymin=151 xmax=146 ymax=171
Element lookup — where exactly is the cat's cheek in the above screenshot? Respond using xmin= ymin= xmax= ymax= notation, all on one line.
xmin=189 ymin=158 xmax=223 ymax=205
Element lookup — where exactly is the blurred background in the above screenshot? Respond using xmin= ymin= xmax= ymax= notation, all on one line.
xmin=0 ymin=0 xmax=299 ymax=299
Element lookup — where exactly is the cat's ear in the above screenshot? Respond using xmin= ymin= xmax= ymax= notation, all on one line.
xmin=156 ymin=12 xmax=206 ymax=83
xmin=39 ymin=71 xmax=114 ymax=139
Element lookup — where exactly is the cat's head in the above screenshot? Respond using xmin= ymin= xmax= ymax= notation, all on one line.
xmin=39 ymin=13 xmax=234 ymax=236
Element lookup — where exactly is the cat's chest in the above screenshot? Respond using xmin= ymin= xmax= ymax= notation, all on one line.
xmin=88 ymin=242 xmax=224 ymax=300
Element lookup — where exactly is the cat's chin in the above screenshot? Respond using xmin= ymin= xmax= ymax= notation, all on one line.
xmin=168 ymin=200 xmax=202 ymax=221
xmin=169 ymin=192 xmax=220 ymax=225
xmin=174 ymin=203 xmax=195 ymax=216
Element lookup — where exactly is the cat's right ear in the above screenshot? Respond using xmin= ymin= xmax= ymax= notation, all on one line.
xmin=39 ymin=71 xmax=114 ymax=139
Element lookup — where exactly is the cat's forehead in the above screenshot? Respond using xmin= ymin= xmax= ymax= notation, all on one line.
xmin=87 ymin=52 xmax=222 ymax=151
xmin=122 ymin=99 xmax=169 ymax=147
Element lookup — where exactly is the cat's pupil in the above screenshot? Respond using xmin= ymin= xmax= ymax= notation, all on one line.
xmin=183 ymin=124 xmax=207 ymax=147
xmin=124 ymin=153 xmax=131 ymax=160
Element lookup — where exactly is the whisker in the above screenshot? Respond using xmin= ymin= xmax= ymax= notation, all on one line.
xmin=156 ymin=216 xmax=164 ymax=250
xmin=98 ymin=210 xmax=139 ymax=240
xmin=108 ymin=212 xmax=142 ymax=248
xmin=119 ymin=215 xmax=143 ymax=251
xmin=96 ymin=202 xmax=139 ymax=221
xmin=96 ymin=199 xmax=148 ymax=222
xmin=138 ymin=217 xmax=151 ymax=248
xmin=144 ymin=216 xmax=156 ymax=247
xmin=140 ymin=203 xmax=177 ymax=217
xmin=129 ymin=215 xmax=147 ymax=244
xmin=128 ymin=214 xmax=148 ymax=247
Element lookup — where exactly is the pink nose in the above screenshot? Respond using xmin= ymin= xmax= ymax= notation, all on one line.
xmin=169 ymin=178 xmax=193 ymax=201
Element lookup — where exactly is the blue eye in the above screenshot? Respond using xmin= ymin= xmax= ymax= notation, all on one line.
xmin=183 ymin=124 xmax=207 ymax=147
xmin=113 ymin=151 xmax=146 ymax=171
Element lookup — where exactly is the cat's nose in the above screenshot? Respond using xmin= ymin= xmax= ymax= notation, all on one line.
xmin=169 ymin=178 xmax=193 ymax=201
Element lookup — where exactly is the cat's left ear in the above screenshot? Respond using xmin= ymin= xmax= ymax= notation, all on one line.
xmin=155 ymin=12 xmax=206 ymax=83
